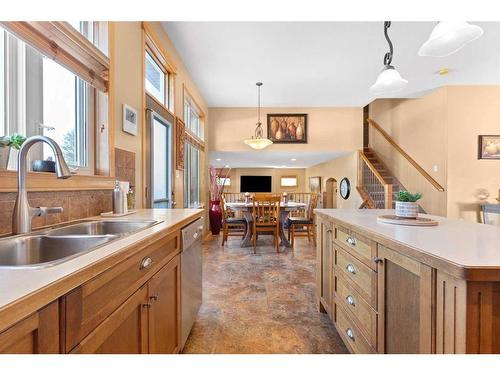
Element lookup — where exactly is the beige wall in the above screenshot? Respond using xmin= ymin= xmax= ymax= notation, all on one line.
xmin=208 ymin=107 xmax=362 ymax=152
xmin=110 ymin=22 xmax=208 ymax=210
xmin=305 ymin=152 xmax=362 ymax=209
xmin=446 ymin=86 xmax=500 ymax=222
xmin=224 ymin=168 xmax=306 ymax=194
xmin=370 ymin=86 xmax=500 ymax=222
xmin=369 ymin=89 xmax=448 ymax=216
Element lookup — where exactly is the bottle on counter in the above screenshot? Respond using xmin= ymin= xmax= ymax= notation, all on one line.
xmin=127 ymin=187 xmax=135 ymax=210
xmin=112 ymin=180 xmax=125 ymax=214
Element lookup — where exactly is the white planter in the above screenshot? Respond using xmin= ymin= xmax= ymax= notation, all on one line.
xmin=395 ymin=201 xmax=419 ymax=218
xmin=0 ymin=147 xmax=10 ymax=169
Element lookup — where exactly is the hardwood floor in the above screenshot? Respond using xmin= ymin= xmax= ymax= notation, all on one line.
xmin=182 ymin=235 xmax=348 ymax=354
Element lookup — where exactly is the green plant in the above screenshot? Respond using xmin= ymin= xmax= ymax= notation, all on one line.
xmin=395 ymin=190 xmax=423 ymax=202
xmin=0 ymin=134 xmax=26 ymax=150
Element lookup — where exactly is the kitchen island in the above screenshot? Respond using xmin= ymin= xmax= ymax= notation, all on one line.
xmin=315 ymin=209 xmax=500 ymax=354
xmin=0 ymin=208 xmax=203 ymax=354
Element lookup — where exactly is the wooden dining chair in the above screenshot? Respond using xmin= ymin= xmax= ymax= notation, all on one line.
xmin=252 ymin=194 xmax=281 ymax=254
xmin=287 ymin=193 xmax=318 ymax=249
xmin=221 ymin=195 xmax=247 ymax=246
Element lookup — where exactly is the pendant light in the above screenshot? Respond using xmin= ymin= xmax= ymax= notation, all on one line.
xmin=243 ymin=82 xmax=273 ymax=150
xmin=370 ymin=21 xmax=408 ymax=95
xmin=418 ymin=22 xmax=483 ymax=57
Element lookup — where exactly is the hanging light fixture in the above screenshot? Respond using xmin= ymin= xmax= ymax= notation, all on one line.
xmin=370 ymin=21 xmax=408 ymax=95
xmin=418 ymin=22 xmax=483 ymax=57
xmin=243 ymin=82 xmax=273 ymax=150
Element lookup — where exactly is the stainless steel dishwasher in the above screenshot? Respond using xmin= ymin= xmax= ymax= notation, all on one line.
xmin=180 ymin=217 xmax=203 ymax=349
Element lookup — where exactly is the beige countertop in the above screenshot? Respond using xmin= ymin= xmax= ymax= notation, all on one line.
xmin=0 ymin=208 xmax=203 ymax=323
xmin=315 ymin=209 xmax=500 ymax=275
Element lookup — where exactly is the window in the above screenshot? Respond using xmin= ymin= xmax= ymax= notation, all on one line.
xmin=184 ymin=142 xmax=200 ymax=208
xmin=0 ymin=25 xmax=99 ymax=172
xmin=69 ymin=21 xmax=108 ymax=55
xmin=281 ymin=176 xmax=298 ymax=187
xmin=184 ymin=95 xmax=203 ymax=140
xmin=145 ymin=51 xmax=168 ymax=106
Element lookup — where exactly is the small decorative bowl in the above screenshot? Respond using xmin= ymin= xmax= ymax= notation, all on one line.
xmin=32 ymin=160 xmax=56 ymax=173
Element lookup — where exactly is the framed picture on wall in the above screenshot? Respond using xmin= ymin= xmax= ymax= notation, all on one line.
xmin=478 ymin=135 xmax=500 ymax=159
xmin=267 ymin=114 xmax=307 ymax=143
xmin=309 ymin=176 xmax=321 ymax=193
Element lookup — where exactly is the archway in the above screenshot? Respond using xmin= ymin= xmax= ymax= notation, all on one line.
xmin=324 ymin=178 xmax=337 ymax=208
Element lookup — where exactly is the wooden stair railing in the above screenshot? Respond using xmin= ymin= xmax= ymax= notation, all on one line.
xmin=357 ymin=150 xmax=393 ymax=209
xmin=367 ymin=118 xmax=445 ymax=192
xmin=356 ymin=186 xmax=375 ymax=209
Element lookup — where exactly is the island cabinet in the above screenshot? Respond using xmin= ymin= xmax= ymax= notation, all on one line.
xmin=316 ymin=211 xmax=500 ymax=354
xmin=0 ymin=227 xmax=184 ymax=354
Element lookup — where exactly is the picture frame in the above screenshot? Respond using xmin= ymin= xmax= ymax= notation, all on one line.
xmin=122 ymin=104 xmax=138 ymax=136
xmin=309 ymin=176 xmax=322 ymax=193
xmin=175 ymin=117 xmax=186 ymax=170
xmin=267 ymin=113 xmax=307 ymax=143
xmin=478 ymin=135 xmax=500 ymax=160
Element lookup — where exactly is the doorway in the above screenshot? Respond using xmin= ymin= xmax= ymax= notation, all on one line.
xmin=324 ymin=178 xmax=337 ymax=208
xmin=146 ymin=109 xmax=173 ymax=208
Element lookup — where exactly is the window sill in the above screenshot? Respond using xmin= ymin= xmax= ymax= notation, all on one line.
xmin=0 ymin=170 xmax=115 ymax=193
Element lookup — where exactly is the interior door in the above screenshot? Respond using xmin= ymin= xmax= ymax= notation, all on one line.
xmin=146 ymin=109 xmax=173 ymax=208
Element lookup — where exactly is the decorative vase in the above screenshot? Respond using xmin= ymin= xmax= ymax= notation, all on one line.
xmin=395 ymin=201 xmax=418 ymax=219
xmin=0 ymin=147 xmax=10 ymax=170
xmin=296 ymin=122 xmax=304 ymax=140
xmin=209 ymin=200 xmax=223 ymax=235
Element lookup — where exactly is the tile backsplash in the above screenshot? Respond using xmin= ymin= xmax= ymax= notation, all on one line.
xmin=0 ymin=190 xmax=112 ymax=235
xmin=115 ymin=148 xmax=136 ymax=187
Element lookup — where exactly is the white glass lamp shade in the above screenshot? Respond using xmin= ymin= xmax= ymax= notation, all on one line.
xmin=243 ymin=138 xmax=273 ymax=150
xmin=418 ymin=22 xmax=483 ymax=57
xmin=370 ymin=66 xmax=408 ymax=95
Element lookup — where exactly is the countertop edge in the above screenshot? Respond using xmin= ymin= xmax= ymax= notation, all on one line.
xmin=315 ymin=210 xmax=500 ymax=281
xmin=0 ymin=209 xmax=203 ymax=334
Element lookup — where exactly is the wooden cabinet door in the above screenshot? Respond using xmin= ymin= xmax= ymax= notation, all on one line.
xmin=377 ymin=245 xmax=433 ymax=354
xmin=317 ymin=219 xmax=334 ymax=317
xmin=148 ymin=254 xmax=181 ymax=354
xmin=71 ymin=286 xmax=149 ymax=354
xmin=0 ymin=301 xmax=59 ymax=354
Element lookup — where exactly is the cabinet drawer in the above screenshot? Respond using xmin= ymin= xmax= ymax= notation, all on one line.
xmin=335 ymin=246 xmax=377 ymax=307
xmin=63 ymin=230 xmax=179 ymax=352
xmin=335 ymin=275 xmax=377 ymax=346
xmin=335 ymin=304 xmax=375 ymax=354
xmin=335 ymin=226 xmax=377 ymax=270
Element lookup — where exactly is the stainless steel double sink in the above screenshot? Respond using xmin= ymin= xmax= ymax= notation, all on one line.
xmin=0 ymin=219 xmax=159 ymax=268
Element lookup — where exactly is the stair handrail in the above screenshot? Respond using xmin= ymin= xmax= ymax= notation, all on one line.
xmin=358 ymin=150 xmax=393 ymax=208
xmin=367 ymin=118 xmax=445 ymax=192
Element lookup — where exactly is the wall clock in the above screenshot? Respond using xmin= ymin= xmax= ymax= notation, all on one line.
xmin=340 ymin=177 xmax=351 ymax=200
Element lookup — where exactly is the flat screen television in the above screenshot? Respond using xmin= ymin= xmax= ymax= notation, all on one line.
xmin=240 ymin=176 xmax=272 ymax=192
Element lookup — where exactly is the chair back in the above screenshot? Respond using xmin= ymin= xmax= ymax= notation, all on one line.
xmin=221 ymin=194 xmax=231 ymax=221
xmin=252 ymin=195 xmax=281 ymax=227
xmin=306 ymin=194 xmax=319 ymax=219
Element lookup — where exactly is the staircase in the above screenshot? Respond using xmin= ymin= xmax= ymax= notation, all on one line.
xmin=357 ymin=148 xmax=426 ymax=213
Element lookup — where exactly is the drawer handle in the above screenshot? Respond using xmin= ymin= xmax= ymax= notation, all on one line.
xmin=142 ymin=303 xmax=152 ymax=308
xmin=140 ymin=257 xmax=153 ymax=270
xmin=150 ymin=294 xmax=159 ymax=302
xmin=346 ymin=328 xmax=355 ymax=341
xmin=346 ymin=263 xmax=357 ymax=275
xmin=346 ymin=236 xmax=356 ymax=246
xmin=373 ymin=256 xmax=383 ymax=264
xmin=346 ymin=295 xmax=356 ymax=307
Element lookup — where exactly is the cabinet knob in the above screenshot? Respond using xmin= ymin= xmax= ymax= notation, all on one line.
xmin=346 ymin=236 xmax=356 ymax=246
xmin=142 ymin=303 xmax=152 ymax=308
xmin=346 ymin=295 xmax=356 ymax=307
xmin=373 ymin=257 xmax=383 ymax=264
xmin=140 ymin=257 xmax=153 ymax=270
xmin=150 ymin=295 xmax=159 ymax=302
xmin=346 ymin=263 xmax=357 ymax=275
xmin=346 ymin=328 xmax=355 ymax=341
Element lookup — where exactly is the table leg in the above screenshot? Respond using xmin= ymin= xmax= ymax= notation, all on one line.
xmin=241 ymin=210 xmax=253 ymax=247
xmin=279 ymin=210 xmax=291 ymax=248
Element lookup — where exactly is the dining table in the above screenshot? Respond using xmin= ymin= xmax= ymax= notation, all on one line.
xmin=225 ymin=201 xmax=308 ymax=248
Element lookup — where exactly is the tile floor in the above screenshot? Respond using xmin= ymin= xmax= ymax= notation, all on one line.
xmin=182 ymin=235 xmax=348 ymax=354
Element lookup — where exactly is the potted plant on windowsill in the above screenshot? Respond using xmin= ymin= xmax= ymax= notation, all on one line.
xmin=0 ymin=134 xmax=26 ymax=170
xmin=395 ymin=191 xmax=423 ymax=219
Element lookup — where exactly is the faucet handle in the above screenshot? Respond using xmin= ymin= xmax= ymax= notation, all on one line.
xmin=35 ymin=206 xmax=64 ymax=217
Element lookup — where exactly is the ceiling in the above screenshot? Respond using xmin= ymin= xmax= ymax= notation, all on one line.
xmin=210 ymin=151 xmax=348 ymax=168
xmin=163 ymin=22 xmax=500 ymax=107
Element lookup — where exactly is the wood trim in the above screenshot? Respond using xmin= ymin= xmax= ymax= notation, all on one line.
xmin=367 ymin=118 xmax=445 ymax=192
xmin=175 ymin=118 xmax=185 ymax=171
xmin=0 ymin=170 xmax=115 ymax=192
xmin=142 ymin=22 xmax=177 ymax=75
xmin=183 ymin=83 xmax=206 ymax=120
xmin=1 ymin=22 xmax=109 ymax=92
